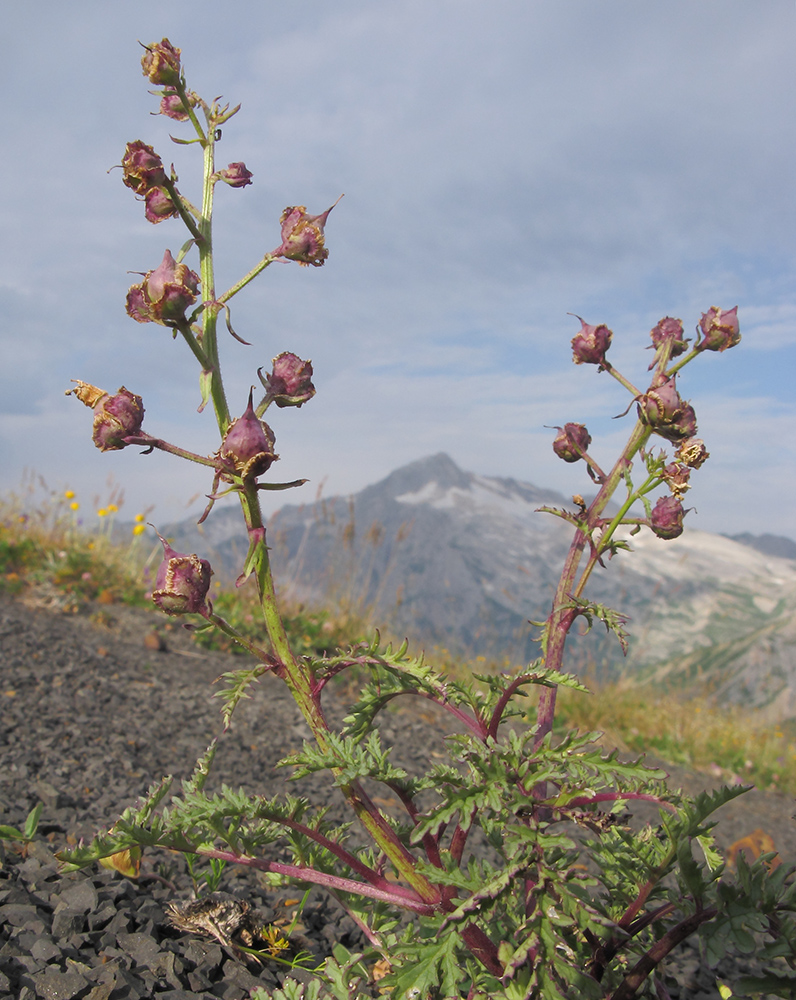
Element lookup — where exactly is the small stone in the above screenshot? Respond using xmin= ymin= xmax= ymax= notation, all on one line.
xmin=117 ymin=930 xmax=162 ymax=966
xmin=56 ymin=879 xmax=98 ymax=913
xmin=143 ymin=630 xmax=167 ymax=651
xmin=51 ymin=906 xmax=86 ymax=937
xmin=30 ymin=935 xmax=62 ymax=963
xmin=29 ymin=966 xmax=90 ymax=1000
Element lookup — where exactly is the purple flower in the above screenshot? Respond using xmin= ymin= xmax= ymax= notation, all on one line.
xmin=217 ymin=162 xmax=253 ymax=189
xmin=219 ymin=390 xmax=278 ymax=479
xmin=121 ymin=141 xmax=166 ymax=195
xmin=637 ymin=377 xmax=697 ymax=443
xmin=141 ymin=39 xmax=182 ymax=87
xmin=151 ymin=532 xmax=213 ymax=616
xmin=126 ymin=249 xmax=200 ymax=325
xmin=273 ymin=198 xmax=341 ymax=267
xmin=259 ymin=352 xmax=316 ymax=408
xmin=144 ymin=187 xmax=178 ymax=224
xmin=570 ymin=316 xmax=613 ymax=367
xmin=696 ymin=306 xmax=741 ymax=353
xmin=159 ymin=88 xmax=193 ymax=121
xmin=649 ymin=495 xmax=687 ymax=540
xmin=649 ymin=317 xmax=689 ymax=358
xmin=66 ymin=381 xmax=144 ymax=452
xmin=552 ymin=423 xmax=591 ymax=463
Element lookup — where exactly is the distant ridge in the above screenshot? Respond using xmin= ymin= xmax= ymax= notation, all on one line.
xmin=724 ymin=532 xmax=796 ymax=561
xmin=161 ymin=453 xmax=796 ymax=721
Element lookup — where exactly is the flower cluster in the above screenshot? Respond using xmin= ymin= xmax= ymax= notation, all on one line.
xmin=554 ymin=309 xmax=739 ymax=543
xmin=121 ymin=140 xmax=178 ymax=225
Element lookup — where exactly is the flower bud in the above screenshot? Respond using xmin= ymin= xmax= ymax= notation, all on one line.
xmin=570 ymin=316 xmax=612 ymax=366
xmin=650 ymin=317 xmax=688 ymax=358
xmin=121 ymin=141 xmax=166 ymax=195
xmin=649 ymin=495 xmax=687 ymax=540
xmin=552 ymin=422 xmax=591 ymax=463
xmin=259 ymin=352 xmax=316 ymax=408
xmin=696 ymin=306 xmax=740 ymax=353
xmin=144 ymin=187 xmax=179 ymax=224
xmin=152 ymin=532 xmax=213 ymax=616
xmin=126 ymin=249 xmax=200 ymax=325
xmin=273 ymin=198 xmax=340 ymax=267
xmin=637 ymin=377 xmax=697 ymax=443
xmin=67 ymin=381 xmax=144 ymax=452
xmin=217 ymin=162 xmax=253 ymax=188
xmin=220 ymin=390 xmax=278 ymax=479
xmin=141 ymin=39 xmax=181 ymax=87
xmin=159 ymin=88 xmax=193 ymax=121
xmin=676 ymin=437 xmax=710 ymax=470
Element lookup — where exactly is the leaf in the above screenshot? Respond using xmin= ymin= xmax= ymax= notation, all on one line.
xmin=23 ymin=802 xmax=42 ymax=840
xmin=735 ymin=971 xmax=796 ymax=996
xmin=388 ymin=930 xmax=462 ymax=999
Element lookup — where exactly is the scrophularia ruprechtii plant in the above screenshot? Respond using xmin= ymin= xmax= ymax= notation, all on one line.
xmin=60 ymin=38 xmax=796 ymax=1000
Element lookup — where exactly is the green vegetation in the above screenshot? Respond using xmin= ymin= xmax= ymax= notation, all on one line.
xmin=2 ymin=479 xmax=795 ymax=798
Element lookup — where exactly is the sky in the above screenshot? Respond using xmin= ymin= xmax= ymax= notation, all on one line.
xmin=1 ymin=1 xmax=794 ymax=541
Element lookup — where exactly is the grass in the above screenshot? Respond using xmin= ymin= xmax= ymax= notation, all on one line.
xmin=2 ymin=477 xmax=795 ymax=796
xmin=554 ymin=676 xmax=796 ymax=797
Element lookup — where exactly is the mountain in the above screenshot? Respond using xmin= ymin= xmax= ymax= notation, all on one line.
xmin=724 ymin=533 xmax=796 ymax=561
xmin=161 ymin=454 xmax=796 ymax=721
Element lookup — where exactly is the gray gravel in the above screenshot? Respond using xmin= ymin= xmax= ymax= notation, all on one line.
xmin=0 ymin=591 xmax=793 ymax=998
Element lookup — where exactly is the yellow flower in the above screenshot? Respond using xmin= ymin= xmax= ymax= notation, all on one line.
xmin=108 ymin=504 xmax=119 ymax=513
xmin=70 ymin=501 xmax=80 ymax=511
xmin=64 ymin=490 xmax=75 ymax=499
xmin=134 ymin=513 xmax=145 ymax=523
xmin=132 ymin=523 xmax=147 ymax=536
xmin=97 ymin=508 xmax=108 ymax=517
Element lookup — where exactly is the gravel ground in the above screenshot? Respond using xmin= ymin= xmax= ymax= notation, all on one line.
xmin=0 ymin=590 xmax=794 ymax=998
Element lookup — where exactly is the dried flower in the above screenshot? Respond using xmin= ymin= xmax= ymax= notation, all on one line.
xmin=552 ymin=423 xmax=592 ymax=463
xmin=141 ymin=39 xmax=181 ymax=87
xmin=273 ymin=198 xmax=340 ymax=267
xmin=696 ymin=306 xmax=741 ymax=353
xmin=126 ymin=249 xmax=200 ymax=325
xmin=676 ymin=437 xmax=710 ymax=470
xmin=151 ymin=531 xmax=213 ymax=616
xmin=217 ymin=162 xmax=253 ymax=189
xmin=259 ymin=352 xmax=316 ymax=408
xmin=220 ymin=390 xmax=278 ymax=479
xmin=637 ymin=377 xmax=697 ymax=443
xmin=570 ymin=316 xmax=612 ymax=367
xmin=650 ymin=317 xmax=689 ymax=358
xmin=66 ymin=381 xmax=144 ymax=452
xmin=649 ymin=495 xmax=687 ymax=540
xmin=121 ymin=141 xmax=166 ymax=195
xmin=661 ymin=462 xmax=691 ymax=499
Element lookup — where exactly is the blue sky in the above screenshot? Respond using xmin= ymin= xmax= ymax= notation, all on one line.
xmin=2 ymin=1 xmax=794 ymax=539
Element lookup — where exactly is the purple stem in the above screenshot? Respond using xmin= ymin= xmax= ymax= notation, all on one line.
xmin=196 ymin=847 xmax=438 ymax=914
xmin=608 ymin=908 xmax=718 ymax=1000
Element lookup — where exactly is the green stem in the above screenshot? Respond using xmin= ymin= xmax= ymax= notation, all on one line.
xmin=196 ymin=125 xmax=230 ymax=433
xmin=237 ymin=479 xmax=441 ymax=905
xmin=161 ymin=175 xmax=204 ymax=244
xmin=535 ymin=420 xmax=652 ymax=746
xmin=602 ymin=362 xmax=642 ymax=397
xmin=123 ymin=433 xmax=220 ymax=469
xmin=217 ymin=254 xmax=277 ymax=305
xmin=206 ymin=612 xmax=273 ymax=662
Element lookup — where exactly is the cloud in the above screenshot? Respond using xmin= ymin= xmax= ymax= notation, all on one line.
xmin=1 ymin=0 xmax=793 ymax=540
